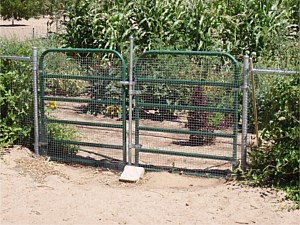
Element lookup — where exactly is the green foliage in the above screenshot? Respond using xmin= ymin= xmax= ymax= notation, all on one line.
xmin=43 ymin=53 xmax=88 ymax=96
xmin=47 ymin=122 xmax=80 ymax=155
xmin=0 ymin=40 xmax=33 ymax=149
xmin=259 ymin=75 xmax=299 ymax=145
xmin=60 ymin=0 xmax=298 ymax=57
xmin=0 ymin=0 xmax=40 ymax=25
xmin=208 ymin=112 xmax=224 ymax=127
xmin=246 ymin=74 xmax=300 ymax=207
xmin=0 ymin=0 xmax=76 ymax=25
xmin=0 ymin=37 xmax=68 ymax=150
xmin=0 ymin=70 xmax=32 ymax=147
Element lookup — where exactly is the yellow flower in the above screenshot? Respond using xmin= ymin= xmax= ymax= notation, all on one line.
xmin=48 ymin=101 xmax=57 ymax=110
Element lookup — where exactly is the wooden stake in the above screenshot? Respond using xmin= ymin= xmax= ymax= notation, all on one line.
xmin=250 ymin=58 xmax=259 ymax=146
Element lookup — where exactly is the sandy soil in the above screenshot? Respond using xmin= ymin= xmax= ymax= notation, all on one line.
xmin=0 ymin=17 xmax=59 ymax=40
xmin=0 ymin=146 xmax=299 ymax=225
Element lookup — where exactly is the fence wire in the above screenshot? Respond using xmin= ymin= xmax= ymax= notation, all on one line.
xmin=0 ymin=56 xmax=34 ymax=149
xmin=134 ymin=51 xmax=240 ymax=176
xmin=39 ymin=49 xmax=126 ymax=169
xmin=248 ymin=64 xmax=298 ymax=147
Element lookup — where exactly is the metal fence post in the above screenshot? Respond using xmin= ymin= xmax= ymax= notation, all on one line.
xmin=241 ymin=53 xmax=249 ymax=170
xmin=32 ymin=47 xmax=39 ymax=155
xmin=128 ymin=36 xmax=134 ymax=165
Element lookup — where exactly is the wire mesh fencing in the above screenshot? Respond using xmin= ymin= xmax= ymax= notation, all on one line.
xmin=248 ymin=57 xmax=298 ymax=147
xmin=39 ymin=49 xmax=127 ymax=169
xmin=134 ymin=51 xmax=240 ymax=176
xmin=0 ymin=55 xmax=34 ymax=149
xmin=1 ymin=46 xmax=244 ymax=177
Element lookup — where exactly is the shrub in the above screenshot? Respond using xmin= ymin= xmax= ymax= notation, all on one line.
xmin=0 ymin=40 xmax=33 ymax=149
xmin=0 ymin=38 xmax=81 ymax=152
xmin=187 ymin=86 xmax=216 ymax=145
xmin=246 ymin=74 xmax=300 ymax=207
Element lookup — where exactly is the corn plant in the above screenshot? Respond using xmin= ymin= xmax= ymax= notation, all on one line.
xmin=60 ymin=0 xmax=298 ymax=57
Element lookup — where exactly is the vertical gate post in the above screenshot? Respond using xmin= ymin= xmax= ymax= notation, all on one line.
xmin=128 ymin=36 xmax=134 ymax=165
xmin=32 ymin=46 xmax=39 ymax=155
xmin=241 ymin=53 xmax=249 ymax=170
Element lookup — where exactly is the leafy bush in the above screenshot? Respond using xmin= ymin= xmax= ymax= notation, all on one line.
xmin=43 ymin=52 xmax=88 ymax=96
xmin=47 ymin=122 xmax=80 ymax=155
xmin=0 ymin=38 xmax=81 ymax=152
xmin=246 ymin=73 xmax=299 ymax=207
xmin=0 ymin=41 xmax=33 ymax=149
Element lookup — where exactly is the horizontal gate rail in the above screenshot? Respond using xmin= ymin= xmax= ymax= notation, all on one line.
xmin=47 ymin=119 xmax=123 ymax=129
xmin=137 ymin=78 xmax=236 ymax=87
xmin=139 ymin=126 xmax=235 ymax=138
xmin=43 ymin=96 xmax=121 ymax=105
xmin=43 ymin=73 xmax=122 ymax=81
xmin=139 ymin=103 xmax=235 ymax=112
xmin=138 ymin=148 xmax=233 ymax=161
xmin=52 ymin=139 xmax=124 ymax=150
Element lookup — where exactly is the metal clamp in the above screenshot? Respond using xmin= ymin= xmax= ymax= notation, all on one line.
xmin=119 ymin=81 xmax=130 ymax=85
xmin=129 ymin=90 xmax=142 ymax=95
xmin=134 ymin=144 xmax=142 ymax=149
xmin=232 ymin=86 xmax=243 ymax=91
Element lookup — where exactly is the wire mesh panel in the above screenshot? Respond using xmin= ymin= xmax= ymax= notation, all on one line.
xmin=0 ymin=55 xmax=33 ymax=149
xmin=39 ymin=49 xmax=127 ymax=169
xmin=134 ymin=51 xmax=240 ymax=176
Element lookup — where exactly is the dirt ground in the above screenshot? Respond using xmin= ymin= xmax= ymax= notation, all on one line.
xmin=0 ymin=17 xmax=58 ymax=40
xmin=0 ymin=146 xmax=299 ymax=225
xmin=1 ymin=18 xmax=299 ymax=225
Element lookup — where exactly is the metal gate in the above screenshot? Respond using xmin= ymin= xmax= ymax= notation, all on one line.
xmin=38 ymin=48 xmax=127 ymax=169
xmin=134 ymin=51 xmax=240 ymax=176
xmin=38 ymin=48 xmax=240 ymax=176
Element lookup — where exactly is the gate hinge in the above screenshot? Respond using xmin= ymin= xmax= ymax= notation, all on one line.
xmin=38 ymin=69 xmax=43 ymax=74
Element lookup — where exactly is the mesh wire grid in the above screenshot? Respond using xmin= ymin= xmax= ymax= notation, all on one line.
xmin=134 ymin=51 xmax=240 ymax=177
xmin=39 ymin=49 xmax=126 ymax=169
xmin=0 ymin=57 xmax=34 ymax=149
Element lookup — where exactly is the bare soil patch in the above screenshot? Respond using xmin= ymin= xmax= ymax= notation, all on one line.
xmin=0 ymin=146 xmax=299 ymax=225
xmin=0 ymin=17 xmax=54 ymax=40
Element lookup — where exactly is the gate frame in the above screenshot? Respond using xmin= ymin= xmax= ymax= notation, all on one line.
xmin=134 ymin=50 xmax=240 ymax=173
xmin=38 ymin=48 xmax=128 ymax=165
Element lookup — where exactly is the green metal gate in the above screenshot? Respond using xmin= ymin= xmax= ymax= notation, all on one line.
xmin=39 ymin=48 xmax=127 ymax=169
xmin=38 ymin=48 xmax=240 ymax=176
xmin=134 ymin=51 xmax=240 ymax=176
